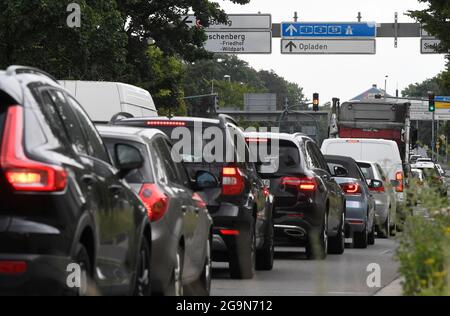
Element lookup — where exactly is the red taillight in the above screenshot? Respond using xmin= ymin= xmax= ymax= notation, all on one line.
xmin=222 ymin=167 xmax=245 ymax=196
xmin=370 ymin=185 xmax=385 ymax=193
xmin=0 ymin=106 xmax=67 ymax=192
xmin=245 ymin=138 xmax=268 ymax=143
xmin=146 ymin=121 xmax=186 ymax=127
xmin=262 ymin=187 xmax=270 ymax=198
xmin=395 ymin=172 xmax=404 ymax=192
xmin=340 ymin=183 xmax=362 ymax=195
xmin=282 ymin=177 xmax=317 ymax=191
xmin=220 ymin=229 xmax=240 ymax=236
xmin=139 ymin=184 xmax=169 ymax=222
xmin=0 ymin=261 xmax=27 ymax=274
xmin=192 ymin=192 xmax=206 ymax=208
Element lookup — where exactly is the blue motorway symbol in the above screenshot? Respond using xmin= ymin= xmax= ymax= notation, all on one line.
xmin=282 ymin=22 xmax=377 ymax=38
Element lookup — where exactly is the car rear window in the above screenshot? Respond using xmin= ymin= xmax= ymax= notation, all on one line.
xmin=357 ymin=162 xmax=375 ymax=180
xmin=249 ymin=139 xmax=303 ymax=174
xmin=326 ymin=158 xmax=364 ymax=180
xmin=103 ymin=138 xmax=153 ymax=183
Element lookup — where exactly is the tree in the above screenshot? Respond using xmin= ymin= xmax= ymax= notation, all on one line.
xmin=408 ymin=0 xmax=450 ymax=55
xmin=0 ymin=0 xmax=128 ymax=80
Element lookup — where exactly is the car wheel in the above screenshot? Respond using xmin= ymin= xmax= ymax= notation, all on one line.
xmin=230 ymin=223 xmax=256 ymax=279
xmin=368 ymin=222 xmax=376 ymax=245
xmin=199 ymin=238 xmax=212 ymax=296
xmin=353 ymin=223 xmax=368 ymax=249
xmin=133 ymin=237 xmax=151 ymax=296
xmin=256 ymin=218 xmax=274 ymax=271
xmin=328 ymin=211 xmax=345 ymax=255
xmin=74 ymin=244 xmax=91 ymax=296
xmin=306 ymin=212 xmax=328 ymax=260
xmin=167 ymin=246 xmax=184 ymax=296
xmin=378 ymin=213 xmax=390 ymax=239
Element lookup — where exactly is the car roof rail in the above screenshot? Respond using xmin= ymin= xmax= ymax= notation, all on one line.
xmin=109 ymin=112 xmax=134 ymax=125
xmin=218 ymin=114 xmax=238 ymax=127
xmin=6 ymin=65 xmax=59 ymax=84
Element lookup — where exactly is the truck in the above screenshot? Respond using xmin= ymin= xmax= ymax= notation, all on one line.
xmin=329 ymin=100 xmax=412 ymax=164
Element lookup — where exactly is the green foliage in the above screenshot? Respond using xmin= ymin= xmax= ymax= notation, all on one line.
xmin=398 ymin=181 xmax=450 ymax=296
xmin=408 ymin=0 xmax=450 ymax=54
xmin=0 ymin=0 xmax=128 ymax=80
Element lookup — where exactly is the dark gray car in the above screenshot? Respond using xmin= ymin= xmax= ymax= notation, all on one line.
xmin=97 ymin=125 xmax=213 ymax=296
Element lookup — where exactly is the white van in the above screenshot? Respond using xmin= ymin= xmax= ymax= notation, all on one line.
xmin=321 ymin=138 xmax=405 ymax=206
xmin=60 ymin=81 xmax=158 ymax=122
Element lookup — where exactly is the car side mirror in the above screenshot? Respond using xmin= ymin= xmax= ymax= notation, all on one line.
xmin=194 ymin=171 xmax=219 ymax=190
xmin=390 ymin=180 xmax=400 ymax=187
xmin=115 ymin=144 xmax=144 ymax=178
xmin=369 ymin=179 xmax=383 ymax=189
xmin=334 ymin=166 xmax=348 ymax=177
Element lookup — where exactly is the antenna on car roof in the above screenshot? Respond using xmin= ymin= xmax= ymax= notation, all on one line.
xmin=109 ymin=112 xmax=134 ymax=125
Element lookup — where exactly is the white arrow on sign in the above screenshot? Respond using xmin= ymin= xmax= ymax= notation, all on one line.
xmin=286 ymin=24 xmax=298 ymax=36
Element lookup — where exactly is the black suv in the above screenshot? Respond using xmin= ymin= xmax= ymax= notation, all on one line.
xmin=0 ymin=67 xmax=151 ymax=296
xmin=97 ymin=125 xmax=213 ymax=296
xmin=245 ymin=132 xmax=346 ymax=259
xmin=113 ymin=115 xmax=274 ymax=279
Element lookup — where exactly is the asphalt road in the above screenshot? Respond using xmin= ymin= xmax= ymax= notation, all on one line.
xmin=211 ymin=239 xmax=399 ymax=296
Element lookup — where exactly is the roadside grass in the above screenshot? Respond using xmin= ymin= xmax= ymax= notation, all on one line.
xmin=397 ymin=181 xmax=450 ymax=296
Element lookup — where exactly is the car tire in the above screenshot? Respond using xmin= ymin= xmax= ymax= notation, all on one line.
xmin=198 ymin=238 xmax=212 ymax=296
xmin=353 ymin=224 xmax=368 ymax=249
xmin=256 ymin=219 xmax=274 ymax=271
xmin=167 ymin=246 xmax=184 ymax=296
xmin=133 ymin=237 xmax=152 ymax=296
xmin=306 ymin=212 xmax=328 ymax=260
xmin=230 ymin=223 xmax=256 ymax=279
xmin=368 ymin=223 xmax=376 ymax=246
xmin=378 ymin=214 xmax=390 ymax=239
xmin=74 ymin=244 xmax=92 ymax=297
xmin=328 ymin=212 xmax=345 ymax=255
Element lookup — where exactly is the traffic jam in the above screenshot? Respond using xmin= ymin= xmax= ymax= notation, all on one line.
xmin=0 ymin=66 xmax=446 ymax=297
xmin=1 ymin=0 xmax=450 ymax=300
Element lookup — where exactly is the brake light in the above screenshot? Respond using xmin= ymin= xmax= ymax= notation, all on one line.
xmin=245 ymin=138 xmax=268 ymax=143
xmin=340 ymin=183 xmax=362 ymax=195
xmin=192 ymin=192 xmax=206 ymax=208
xmin=263 ymin=187 xmax=270 ymax=198
xmin=220 ymin=229 xmax=240 ymax=236
xmin=0 ymin=261 xmax=27 ymax=274
xmin=146 ymin=121 xmax=186 ymax=127
xmin=222 ymin=167 xmax=245 ymax=196
xmin=282 ymin=177 xmax=317 ymax=191
xmin=346 ymin=140 xmax=360 ymax=144
xmin=395 ymin=172 xmax=404 ymax=192
xmin=0 ymin=106 xmax=67 ymax=192
xmin=370 ymin=185 xmax=385 ymax=193
xmin=139 ymin=184 xmax=169 ymax=222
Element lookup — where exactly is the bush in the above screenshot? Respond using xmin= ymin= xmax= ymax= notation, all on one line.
xmin=397 ymin=182 xmax=450 ymax=296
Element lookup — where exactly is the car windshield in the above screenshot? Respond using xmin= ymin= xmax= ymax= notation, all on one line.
xmin=357 ymin=162 xmax=375 ymax=180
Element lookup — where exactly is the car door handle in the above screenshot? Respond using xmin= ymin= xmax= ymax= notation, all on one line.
xmin=82 ymin=175 xmax=97 ymax=186
xmin=109 ymin=185 xmax=123 ymax=196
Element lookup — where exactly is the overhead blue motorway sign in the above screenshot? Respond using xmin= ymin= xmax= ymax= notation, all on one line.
xmin=281 ymin=22 xmax=377 ymax=38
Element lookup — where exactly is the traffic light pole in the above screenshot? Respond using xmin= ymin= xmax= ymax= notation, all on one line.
xmin=432 ymin=111 xmax=435 ymax=162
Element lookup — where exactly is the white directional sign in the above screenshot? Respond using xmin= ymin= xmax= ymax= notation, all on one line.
xmin=410 ymin=100 xmax=450 ymax=121
xmin=205 ymin=31 xmax=272 ymax=54
xmin=281 ymin=39 xmax=376 ymax=55
xmin=182 ymin=14 xmax=272 ymax=54
xmin=421 ymin=38 xmax=444 ymax=54
xmin=183 ymin=14 xmax=271 ymax=30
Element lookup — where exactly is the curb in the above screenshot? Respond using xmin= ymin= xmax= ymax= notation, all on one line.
xmin=374 ymin=277 xmax=403 ymax=296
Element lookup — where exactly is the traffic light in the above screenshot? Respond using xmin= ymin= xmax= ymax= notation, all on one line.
xmin=313 ymin=93 xmax=319 ymax=112
xmin=428 ymin=92 xmax=436 ymax=112
xmin=214 ymin=94 xmax=220 ymax=110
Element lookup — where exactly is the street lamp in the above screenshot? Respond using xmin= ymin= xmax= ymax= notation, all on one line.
xmin=384 ymin=75 xmax=389 ymax=95
xmin=224 ymin=75 xmax=231 ymax=83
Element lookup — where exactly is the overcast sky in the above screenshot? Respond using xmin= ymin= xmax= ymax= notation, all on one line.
xmin=214 ymin=0 xmax=447 ymax=104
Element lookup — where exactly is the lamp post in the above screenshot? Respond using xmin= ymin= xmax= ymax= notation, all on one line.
xmin=384 ymin=75 xmax=389 ymax=95
xmin=224 ymin=75 xmax=231 ymax=83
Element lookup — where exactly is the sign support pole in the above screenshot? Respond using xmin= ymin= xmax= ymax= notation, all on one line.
xmin=432 ymin=111 xmax=435 ymax=161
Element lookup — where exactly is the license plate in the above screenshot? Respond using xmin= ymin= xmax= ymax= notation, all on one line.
xmin=262 ymin=180 xmax=271 ymax=188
